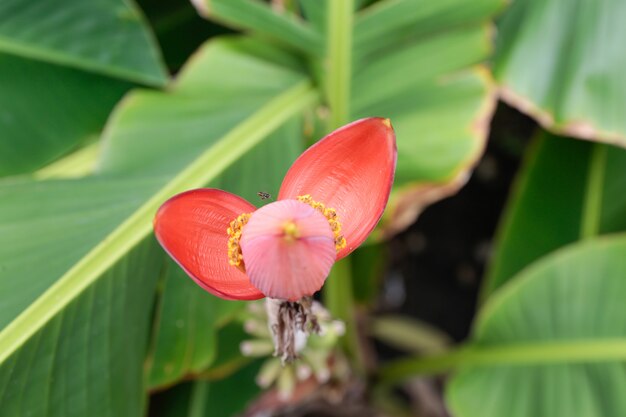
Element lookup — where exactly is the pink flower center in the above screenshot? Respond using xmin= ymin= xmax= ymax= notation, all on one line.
xmin=240 ymin=200 xmax=336 ymax=301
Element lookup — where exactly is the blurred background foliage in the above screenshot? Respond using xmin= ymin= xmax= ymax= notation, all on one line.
xmin=0 ymin=0 xmax=625 ymax=416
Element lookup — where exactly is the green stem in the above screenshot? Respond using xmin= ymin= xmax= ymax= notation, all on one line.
xmin=326 ymin=0 xmax=353 ymax=129
xmin=188 ymin=380 xmax=209 ymax=417
xmin=379 ymin=338 xmax=626 ymax=385
xmin=323 ymin=257 xmax=364 ymax=374
xmin=323 ymin=0 xmax=362 ymax=372
xmin=580 ymin=143 xmax=607 ymax=239
xmin=324 ymin=0 xmax=365 ymax=374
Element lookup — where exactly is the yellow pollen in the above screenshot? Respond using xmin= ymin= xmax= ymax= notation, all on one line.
xmin=382 ymin=118 xmax=392 ymax=128
xmin=227 ymin=212 xmax=251 ymax=272
xmin=283 ymin=220 xmax=300 ymax=242
xmin=297 ymin=194 xmax=347 ymax=252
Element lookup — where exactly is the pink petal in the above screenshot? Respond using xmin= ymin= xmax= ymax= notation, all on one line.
xmin=278 ymin=118 xmax=397 ymax=259
xmin=240 ymin=200 xmax=336 ymax=301
xmin=154 ymin=188 xmax=264 ymax=300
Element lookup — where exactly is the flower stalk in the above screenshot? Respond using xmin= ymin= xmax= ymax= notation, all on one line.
xmin=580 ymin=142 xmax=607 ymax=239
xmin=324 ymin=0 xmax=363 ymax=371
xmin=326 ymin=0 xmax=354 ymax=130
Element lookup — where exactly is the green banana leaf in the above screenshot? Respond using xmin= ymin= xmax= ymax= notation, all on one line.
xmin=154 ymin=364 xmax=262 ymax=417
xmin=494 ymin=0 xmax=626 ymax=146
xmin=0 ymin=0 xmax=167 ymax=176
xmin=0 ymin=38 xmax=315 ymax=416
xmin=447 ymin=235 xmax=626 ymax=417
xmin=482 ymin=133 xmax=626 ymax=295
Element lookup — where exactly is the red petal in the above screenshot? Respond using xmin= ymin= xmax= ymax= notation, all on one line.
xmin=154 ymin=188 xmax=264 ymax=300
xmin=278 ymin=118 xmax=397 ymax=258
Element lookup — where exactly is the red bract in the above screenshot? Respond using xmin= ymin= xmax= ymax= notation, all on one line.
xmin=154 ymin=118 xmax=397 ymax=301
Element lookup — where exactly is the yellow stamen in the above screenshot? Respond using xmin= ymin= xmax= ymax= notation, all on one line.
xmin=227 ymin=212 xmax=251 ymax=271
xmin=382 ymin=118 xmax=392 ymax=128
xmin=297 ymin=195 xmax=347 ymax=252
xmin=283 ymin=220 xmax=300 ymax=242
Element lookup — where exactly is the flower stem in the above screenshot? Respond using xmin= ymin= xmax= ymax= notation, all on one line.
xmin=326 ymin=0 xmax=353 ymax=129
xmin=324 ymin=257 xmax=364 ymax=373
xmin=323 ymin=0 xmax=363 ymax=373
xmin=188 ymin=380 xmax=209 ymax=417
xmin=580 ymin=142 xmax=607 ymax=239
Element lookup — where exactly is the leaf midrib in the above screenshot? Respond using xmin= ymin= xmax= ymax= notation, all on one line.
xmin=380 ymin=338 xmax=626 ymax=382
xmin=0 ymin=80 xmax=318 ymax=365
xmin=0 ymin=37 xmax=167 ymax=87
